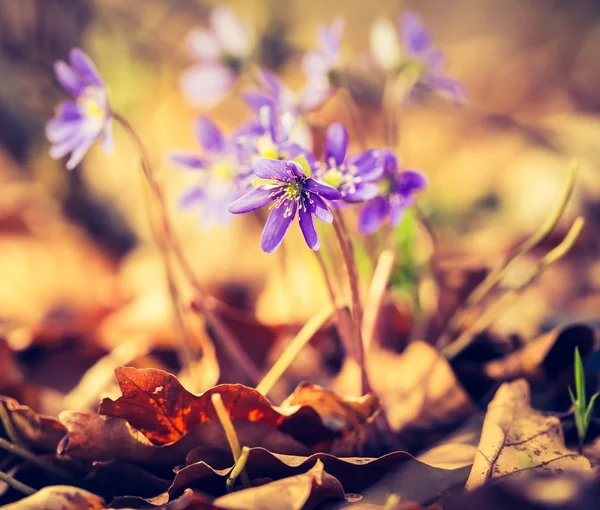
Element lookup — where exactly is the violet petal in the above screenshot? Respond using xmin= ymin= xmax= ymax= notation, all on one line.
xmin=359 ymin=196 xmax=388 ymax=234
xmin=228 ymin=185 xmax=281 ymax=214
xmin=194 ymin=116 xmax=224 ymax=153
xmin=325 ymin=123 xmax=348 ymax=166
xmin=304 ymin=178 xmax=342 ymax=201
xmin=260 ymin=199 xmax=297 ymax=253
xmin=299 ymin=200 xmax=320 ymax=250
xmin=252 ymin=158 xmax=292 ymax=181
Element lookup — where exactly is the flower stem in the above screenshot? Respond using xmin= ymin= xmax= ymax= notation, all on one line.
xmin=256 ymin=305 xmax=336 ymax=398
xmin=331 ymin=211 xmax=370 ymax=394
xmin=211 ymin=393 xmax=250 ymax=489
xmin=0 ymin=470 xmax=35 ymax=496
xmin=113 ymin=113 xmax=261 ymax=385
xmin=313 ymin=250 xmax=356 ymax=360
xmin=112 ymin=113 xmax=196 ymax=372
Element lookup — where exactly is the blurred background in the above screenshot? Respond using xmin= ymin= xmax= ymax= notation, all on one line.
xmin=1 ymin=0 xmax=600 ymax=397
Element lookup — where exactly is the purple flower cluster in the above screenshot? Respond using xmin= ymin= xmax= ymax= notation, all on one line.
xmin=45 ymin=5 xmax=461 ymax=254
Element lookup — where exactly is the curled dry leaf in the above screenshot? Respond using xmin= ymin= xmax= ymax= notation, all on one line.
xmin=211 ymin=460 xmax=344 ymax=510
xmin=59 ymin=368 xmax=380 ymax=465
xmin=0 ymin=396 xmax=66 ymax=452
xmin=170 ymin=448 xmax=424 ymax=498
xmin=58 ymin=411 xmax=308 ymax=465
xmin=484 ymin=323 xmax=597 ymax=383
xmin=335 ymin=342 xmax=476 ymax=434
xmin=97 ymin=367 xmax=378 ymax=451
xmin=1 ymin=485 xmax=104 ymax=510
xmin=466 ymin=379 xmax=592 ymax=490
xmin=279 ymin=382 xmax=380 ymax=455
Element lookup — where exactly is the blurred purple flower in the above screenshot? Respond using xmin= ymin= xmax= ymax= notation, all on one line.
xmin=243 ymin=104 xmax=313 ymax=165
xmin=170 ymin=116 xmax=252 ymax=230
xmin=316 ymin=123 xmax=382 ymax=202
xmin=229 ymin=157 xmax=341 ymax=253
xmin=301 ymin=17 xmax=344 ymax=111
xmin=181 ymin=5 xmax=254 ymax=108
xmin=399 ymin=13 xmax=464 ymax=102
xmin=46 ymin=48 xmax=113 ymax=170
xmin=358 ymin=150 xmax=427 ymax=234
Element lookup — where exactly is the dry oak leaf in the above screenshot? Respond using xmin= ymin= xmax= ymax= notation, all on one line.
xmin=58 ymin=411 xmax=308 ymax=467
xmin=466 ymin=379 xmax=592 ymax=490
xmin=98 ymin=367 xmax=378 ymax=451
xmin=0 ymin=396 xmax=66 ymax=452
xmin=1 ymin=485 xmax=104 ymax=509
xmin=484 ymin=323 xmax=597 ymax=383
xmin=169 ymin=448 xmax=427 ymax=498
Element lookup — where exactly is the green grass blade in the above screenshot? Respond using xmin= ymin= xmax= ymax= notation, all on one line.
xmin=574 ymin=346 xmax=586 ymax=405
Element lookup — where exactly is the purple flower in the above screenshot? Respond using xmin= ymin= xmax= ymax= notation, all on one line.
xmin=181 ymin=5 xmax=254 ymax=108
xmin=242 ymin=104 xmax=313 ymax=165
xmin=170 ymin=116 xmax=252 ymax=230
xmin=243 ymin=68 xmax=297 ymax=117
xmin=301 ymin=17 xmax=345 ymax=111
xmin=358 ymin=150 xmax=427 ymax=234
xmin=317 ymin=123 xmax=382 ymax=202
xmin=399 ymin=13 xmax=464 ymax=102
xmin=46 ymin=48 xmax=113 ymax=170
xmin=228 ymin=157 xmax=341 ymax=253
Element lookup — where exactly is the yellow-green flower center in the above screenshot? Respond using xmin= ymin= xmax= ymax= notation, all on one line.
xmin=211 ymin=161 xmax=234 ymax=181
xmin=285 ymin=182 xmax=302 ymax=200
xmin=323 ymin=168 xmax=344 ymax=189
xmin=256 ymin=135 xmax=279 ymax=159
xmin=78 ymin=87 xmax=106 ymax=120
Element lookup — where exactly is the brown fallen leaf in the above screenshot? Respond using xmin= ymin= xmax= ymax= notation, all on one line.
xmin=279 ymin=383 xmax=380 ymax=455
xmin=58 ymin=411 xmax=309 ymax=466
xmin=171 ymin=448 xmax=424 ymax=498
xmin=466 ymin=379 xmax=592 ymax=490
xmin=334 ymin=342 xmax=476 ymax=436
xmin=0 ymin=396 xmax=66 ymax=452
xmin=97 ymin=367 xmax=378 ymax=453
xmin=484 ymin=323 xmax=597 ymax=383
xmin=1 ymin=485 xmax=104 ymax=509
xmin=211 ymin=460 xmax=344 ymax=510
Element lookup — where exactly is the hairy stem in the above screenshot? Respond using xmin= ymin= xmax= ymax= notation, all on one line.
xmin=211 ymin=394 xmax=250 ymax=488
xmin=313 ymin=250 xmax=356 ymax=360
xmin=332 ymin=211 xmax=370 ymax=394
